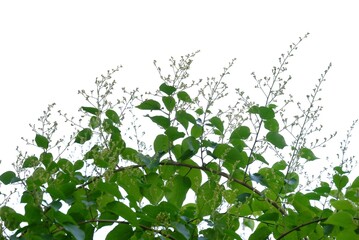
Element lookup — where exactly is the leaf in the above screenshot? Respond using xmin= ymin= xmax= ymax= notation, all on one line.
xmin=177 ymin=91 xmax=192 ymax=103
xmin=195 ymin=108 xmax=204 ymax=115
xmin=299 ymin=148 xmax=319 ymax=161
xmin=272 ymin=160 xmax=287 ymax=171
xmin=148 ymin=115 xmax=170 ymax=129
xmin=81 ymin=106 xmax=100 ymax=115
xmin=154 ymin=134 xmax=170 ymax=154
xmin=162 ymin=96 xmax=176 ymax=112
xmin=159 ymin=83 xmax=177 ymax=95
xmin=23 ymin=156 xmax=39 ymax=168
xmin=256 ymin=212 xmax=279 ymax=222
xmin=35 ymin=134 xmax=49 ymax=149
xmin=105 ymin=109 xmax=120 ymax=124
xmin=165 ymin=127 xmax=185 ymax=141
xmin=333 ymin=174 xmax=349 ymax=191
xmin=106 ymin=224 xmax=134 ymax=240
xmin=63 ymin=224 xmax=85 ymax=240
xmin=259 ymin=106 xmax=275 ymax=119
xmin=196 ymin=181 xmax=223 ymax=217
xmin=266 ymin=132 xmax=287 ymax=149
xmin=248 ymin=105 xmax=259 ymax=114
xmin=106 ymin=201 xmax=138 ymax=227
xmin=180 ymin=137 xmax=200 ymax=161
xmin=250 ymin=173 xmax=268 ymax=187
xmin=249 ymin=225 xmax=271 ymax=240
xmin=325 ymin=211 xmax=354 ymax=228
xmin=89 ymin=116 xmax=101 ymax=129
xmin=0 ymin=171 xmax=20 ymax=185
xmin=165 ymin=175 xmax=191 ymax=208
xmin=230 ymin=126 xmax=251 ymax=147
xmin=191 ymin=124 xmax=204 ymax=138
xmin=74 ymin=128 xmax=92 ymax=144
xmin=179 ymin=159 xmax=202 ymax=192
xmin=141 ymin=173 xmax=165 ymax=205
xmin=209 ymin=116 xmax=224 ymax=134
xmin=331 ymin=200 xmax=356 ymax=212
xmin=136 ymin=99 xmax=161 ymax=110
xmin=264 ymin=119 xmax=279 ymax=132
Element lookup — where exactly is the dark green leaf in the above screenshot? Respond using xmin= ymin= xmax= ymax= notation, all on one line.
xmin=154 ymin=134 xmax=170 ymax=154
xmin=35 ymin=134 xmax=49 ymax=149
xmin=63 ymin=224 xmax=85 ymax=240
xmin=250 ymin=173 xmax=268 ymax=187
xmin=196 ymin=181 xmax=223 ymax=217
xmin=178 ymin=159 xmax=202 ymax=192
xmin=162 ymin=96 xmax=176 ymax=112
xmin=148 ymin=115 xmax=170 ymax=129
xmin=159 ymin=83 xmax=177 ymax=95
xmin=74 ymin=160 xmax=84 ymax=170
xmin=177 ymin=91 xmax=192 ymax=103
xmin=23 ymin=156 xmax=39 ymax=168
xmin=81 ymin=106 xmax=100 ymax=115
xmin=165 ymin=127 xmax=185 ymax=142
xmin=209 ymin=116 xmax=224 ymax=134
xmin=259 ymin=107 xmax=275 ymax=119
xmin=98 ymin=181 xmax=123 ymax=199
xmin=264 ymin=119 xmax=279 ymax=132
xmin=248 ymin=105 xmax=259 ymax=114
xmin=256 ymin=212 xmax=279 ymax=222
xmin=138 ymin=153 xmax=159 ymax=169
xmin=180 ymin=137 xmax=200 ymax=161
xmin=136 ymin=99 xmax=161 ymax=110
xmin=106 ymin=224 xmax=134 ymax=240
xmin=105 ymin=109 xmax=120 ymax=124
xmin=299 ymin=147 xmax=319 ymax=161
xmin=0 ymin=171 xmax=20 ymax=185
xmin=266 ymin=132 xmax=287 ymax=149
xmin=165 ymin=175 xmax=191 ymax=208
xmin=75 ymin=128 xmax=92 ymax=144
xmin=237 ymin=193 xmax=251 ymax=204
xmin=195 ymin=108 xmax=204 ymax=115
xmin=248 ymin=225 xmax=271 ymax=240
xmin=141 ymin=173 xmax=165 ymax=205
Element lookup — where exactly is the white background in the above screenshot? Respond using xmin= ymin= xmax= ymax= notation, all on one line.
xmin=1 ymin=0 xmax=359 ymax=237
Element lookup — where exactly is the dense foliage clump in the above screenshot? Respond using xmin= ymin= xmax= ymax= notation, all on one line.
xmin=1 ymin=34 xmax=358 ymax=239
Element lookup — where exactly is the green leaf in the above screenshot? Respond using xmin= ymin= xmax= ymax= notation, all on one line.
xmin=249 ymin=225 xmax=271 ymax=240
xmin=136 ymin=99 xmax=161 ymax=110
xmin=23 ymin=156 xmax=39 ymax=168
xmin=154 ymin=134 xmax=170 ymax=154
xmin=325 ymin=211 xmax=354 ymax=228
xmin=248 ymin=105 xmax=259 ymax=114
xmin=331 ymin=200 xmax=356 ymax=212
xmin=106 ymin=224 xmax=134 ymax=240
xmin=0 ymin=171 xmax=20 ymax=185
xmin=264 ymin=119 xmax=279 ymax=132
xmin=272 ymin=160 xmax=287 ymax=171
xmin=178 ymin=159 xmax=202 ymax=192
xmin=165 ymin=175 xmax=191 ymax=208
xmin=106 ymin=201 xmax=138 ymax=227
xmin=74 ymin=160 xmax=84 ymax=170
xmin=177 ymin=91 xmax=192 ymax=103
xmin=333 ymin=174 xmax=349 ymax=191
xmin=196 ymin=181 xmax=223 ymax=217
xmin=209 ymin=116 xmax=224 ymax=134
xmin=105 ymin=109 xmax=120 ymax=124
xmin=190 ymin=124 xmax=203 ymax=138
xmin=159 ymin=83 xmax=177 ymax=95
xmin=230 ymin=126 xmax=251 ymax=147
xmin=89 ymin=116 xmax=101 ymax=129
xmin=35 ymin=134 xmax=49 ymax=149
xmin=0 ymin=206 xmax=24 ymax=231
xmin=180 ymin=137 xmax=200 ymax=161
xmin=98 ymin=181 xmax=123 ymax=199
xmin=162 ymin=96 xmax=176 ymax=112
xmin=63 ymin=224 xmax=85 ymax=240
xmin=195 ymin=108 xmax=204 ymax=115
xmin=81 ymin=106 xmax=100 ymax=115
xmin=259 ymin=106 xmax=275 ymax=119
xmin=148 ymin=115 xmax=170 ymax=129
xmin=299 ymin=147 xmax=319 ymax=161
xmin=266 ymin=132 xmax=287 ymax=149
xmin=256 ymin=212 xmax=279 ymax=222
xmin=141 ymin=173 xmax=165 ymax=205
xmin=165 ymin=127 xmax=185 ymax=141
xmin=75 ymin=128 xmax=92 ymax=144
xmin=252 ymin=153 xmax=269 ymax=165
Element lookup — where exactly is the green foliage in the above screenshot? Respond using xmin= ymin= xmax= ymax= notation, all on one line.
xmin=1 ymin=35 xmax=359 ymax=239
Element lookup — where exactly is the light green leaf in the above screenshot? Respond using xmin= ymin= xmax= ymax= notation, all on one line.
xmin=190 ymin=124 xmax=204 ymax=138
xmin=165 ymin=175 xmax=191 ymax=208
xmin=264 ymin=119 xmax=279 ymax=132
xmin=299 ymin=147 xmax=319 ymax=161
xmin=325 ymin=211 xmax=354 ymax=228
